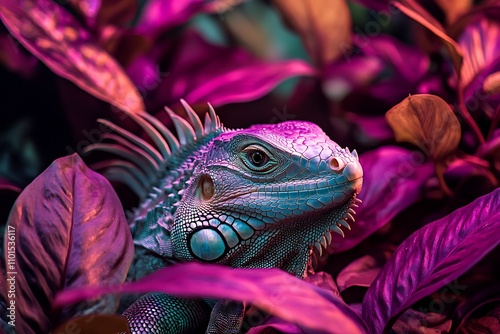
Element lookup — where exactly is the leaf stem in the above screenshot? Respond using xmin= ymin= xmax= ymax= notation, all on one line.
xmin=487 ymin=104 xmax=500 ymax=140
xmin=457 ymin=82 xmax=485 ymax=145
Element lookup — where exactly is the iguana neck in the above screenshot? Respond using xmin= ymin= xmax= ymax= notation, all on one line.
xmin=130 ymin=130 xmax=224 ymax=258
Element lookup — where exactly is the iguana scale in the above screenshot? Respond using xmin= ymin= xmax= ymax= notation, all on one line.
xmin=86 ymin=100 xmax=363 ymax=333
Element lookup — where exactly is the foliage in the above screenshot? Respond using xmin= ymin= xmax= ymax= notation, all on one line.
xmin=1 ymin=0 xmax=500 ymax=332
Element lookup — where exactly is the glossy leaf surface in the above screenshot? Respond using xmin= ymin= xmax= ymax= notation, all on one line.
xmin=0 ymin=0 xmax=144 ymax=113
xmin=5 ymin=154 xmax=134 ymax=333
xmin=55 ymin=263 xmax=368 ymax=334
xmin=385 ymin=94 xmax=461 ymax=161
xmin=362 ymin=188 xmax=500 ymax=333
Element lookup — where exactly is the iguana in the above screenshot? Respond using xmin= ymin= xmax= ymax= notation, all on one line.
xmin=86 ymin=100 xmax=363 ymax=333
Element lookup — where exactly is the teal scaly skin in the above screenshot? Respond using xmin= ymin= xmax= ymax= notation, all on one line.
xmin=86 ymin=100 xmax=363 ymax=333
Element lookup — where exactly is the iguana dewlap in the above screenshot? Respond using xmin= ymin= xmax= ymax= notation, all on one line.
xmin=86 ymin=100 xmax=363 ymax=333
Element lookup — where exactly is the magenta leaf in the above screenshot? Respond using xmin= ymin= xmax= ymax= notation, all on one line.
xmin=361 ymin=35 xmax=430 ymax=85
xmin=457 ymin=17 xmax=500 ymax=104
xmin=247 ymin=321 xmax=303 ymax=334
xmin=392 ymin=309 xmax=452 ymax=334
xmin=0 ymin=177 xmax=21 ymax=194
xmin=142 ymin=31 xmax=317 ymax=108
xmin=55 ymin=263 xmax=368 ymax=333
xmin=336 ymin=250 xmax=392 ymax=292
xmin=323 ymin=34 xmax=435 ymax=110
xmin=362 ymin=188 xmax=500 ymax=333
xmin=136 ymin=0 xmax=244 ymax=36
xmin=393 ymin=0 xmax=463 ymax=73
xmin=68 ymin=0 xmax=137 ymax=28
xmin=0 ymin=33 xmax=38 ymax=78
xmin=5 ymin=154 xmax=134 ymax=333
xmin=330 ymin=147 xmax=435 ymax=252
xmin=135 ymin=0 xmax=205 ymax=35
xmin=247 ymin=272 xmax=340 ymax=333
xmin=0 ymin=0 xmax=144 ymax=114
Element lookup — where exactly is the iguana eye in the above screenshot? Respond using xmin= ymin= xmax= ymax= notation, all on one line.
xmin=241 ymin=145 xmax=275 ymax=172
xmin=247 ymin=149 xmax=267 ymax=167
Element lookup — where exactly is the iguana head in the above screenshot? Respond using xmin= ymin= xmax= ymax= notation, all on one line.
xmin=172 ymin=120 xmax=362 ymax=277
xmin=87 ymin=101 xmax=363 ymax=278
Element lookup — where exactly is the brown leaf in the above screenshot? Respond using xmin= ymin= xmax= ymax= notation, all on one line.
xmin=273 ymin=0 xmax=351 ymax=67
xmin=385 ymin=94 xmax=461 ymax=162
xmin=394 ymin=0 xmax=463 ymax=74
xmin=435 ymin=0 xmax=473 ymax=25
xmin=483 ymin=71 xmax=500 ymax=95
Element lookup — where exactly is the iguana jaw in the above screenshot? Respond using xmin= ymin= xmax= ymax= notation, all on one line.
xmin=310 ymin=192 xmax=362 ymax=260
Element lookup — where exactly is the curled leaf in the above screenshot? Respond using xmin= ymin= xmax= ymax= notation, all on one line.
xmin=385 ymin=94 xmax=461 ymax=162
xmin=0 ymin=0 xmax=144 ymax=113
xmin=55 ymin=263 xmax=368 ymax=334
xmin=145 ymin=31 xmax=317 ymax=108
xmin=273 ymin=0 xmax=351 ymax=67
xmin=5 ymin=154 xmax=134 ymax=333
xmin=393 ymin=0 xmax=463 ymax=73
xmin=362 ymin=188 xmax=500 ymax=333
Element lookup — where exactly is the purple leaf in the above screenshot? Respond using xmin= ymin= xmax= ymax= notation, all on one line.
xmin=393 ymin=0 xmax=463 ymax=73
xmin=444 ymin=156 xmax=498 ymax=199
xmin=247 ymin=272 xmax=340 ymax=333
xmin=361 ymin=35 xmax=430 ymax=85
xmin=135 ymin=0 xmax=205 ymax=35
xmin=139 ymin=31 xmax=317 ymax=108
xmin=362 ymin=188 xmax=500 ymax=333
xmin=304 ymin=271 xmax=340 ymax=296
xmin=454 ymin=286 xmax=500 ymax=332
xmin=68 ymin=0 xmax=137 ymax=28
xmin=345 ymin=113 xmax=394 ymax=144
xmin=392 ymin=309 xmax=452 ymax=334
xmin=0 ymin=33 xmax=38 ymax=78
xmin=330 ymin=147 xmax=435 ymax=252
xmin=456 ymin=17 xmax=500 ymax=104
xmin=322 ymin=55 xmax=384 ymax=102
xmin=5 ymin=154 xmax=134 ymax=333
xmin=136 ymin=0 xmax=244 ymax=36
xmin=248 ymin=320 xmax=303 ymax=334
xmin=458 ymin=17 xmax=500 ymax=89
xmin=456 ymin=304 xmax=500 ymax=333
xmin=55 ymin=263 xmax=368 ymax=334
xmin=336 ymin=249 xmax=392 ymax=292
xmin=0 ymin=177 xmax=21 ymax=194
xmin=0 ymin=0 xmax=144 ymax=114
xmin=323 ymin=35 xmax=433 ymax=108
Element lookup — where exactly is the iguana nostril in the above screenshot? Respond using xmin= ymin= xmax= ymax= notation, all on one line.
xmin=329 ymin=157 xmax=345 ymax=172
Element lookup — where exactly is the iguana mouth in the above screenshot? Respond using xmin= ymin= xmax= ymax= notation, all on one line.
xmin=311 ymin=194 xmax=362 ymax=258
